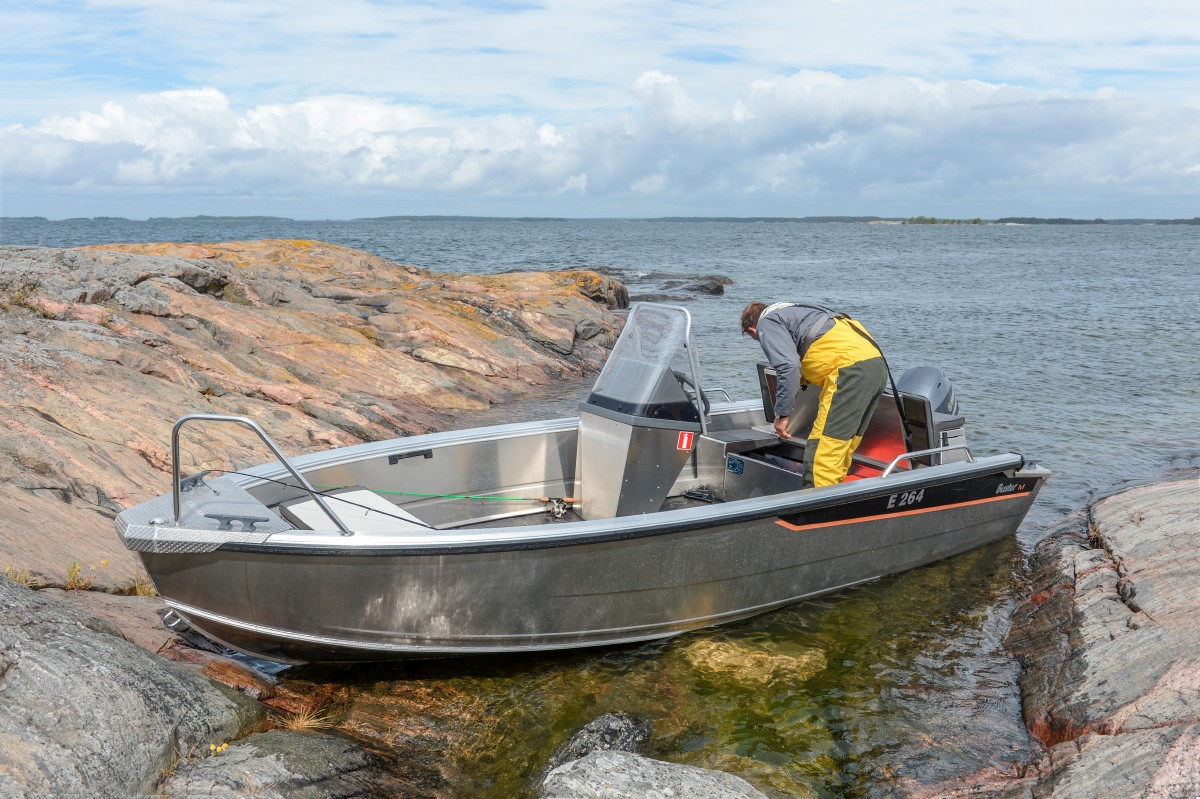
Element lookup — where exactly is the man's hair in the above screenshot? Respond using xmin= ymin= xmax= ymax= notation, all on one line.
xmin=740 ymin=301 xmax=767 ymax=335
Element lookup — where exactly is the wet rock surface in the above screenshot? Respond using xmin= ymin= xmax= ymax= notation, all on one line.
xmin=535 ymin=711 xmax=773 ymax=798
xmin=536 ymin=712 xmax=653 ymax=789
xmin=680 ymin=638 xmax=827 ymax=688
xmin=161 ymin=729 xmax=411 ymax=798
xmin=539 ymin=750 xmax=770 ymax=799
xmin=585 ymin=265 xmax=733 ymax=303
xmin=543 ymin=712 xmax=652 ymax=773
xmin=1006 ymin=476 xmax=1200 ymax=798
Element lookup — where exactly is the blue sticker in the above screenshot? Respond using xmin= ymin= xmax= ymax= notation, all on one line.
xmin=727 ymin=456 xmax=745 ymax=476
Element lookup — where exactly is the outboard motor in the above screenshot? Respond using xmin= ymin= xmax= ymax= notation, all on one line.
xmin=576 ymin=304 xmax=704 ymax=520
xmin=895 ymin=366 xmax=970 ymax=463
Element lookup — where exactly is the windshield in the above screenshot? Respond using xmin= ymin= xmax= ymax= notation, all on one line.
xmin=582 ymin=303 xmax=703 ymax=424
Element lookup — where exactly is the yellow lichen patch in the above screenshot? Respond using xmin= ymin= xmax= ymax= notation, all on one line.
xmin=134 ymin=572 xmax=158 ymax=596
xmin=78 ymin=242 xmax=217 ymax=259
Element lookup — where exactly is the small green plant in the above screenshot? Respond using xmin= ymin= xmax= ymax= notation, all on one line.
xmin=134 ymin=572 xmax=158 ymax=596
xmin=5 ymin=282 xmax=36 ymax=307
xmin=66 ymin=560 xmax=93 ymax=590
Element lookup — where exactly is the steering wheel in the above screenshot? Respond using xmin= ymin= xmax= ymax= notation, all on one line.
xmin=671 ymin=369 xmax=711 ymax=416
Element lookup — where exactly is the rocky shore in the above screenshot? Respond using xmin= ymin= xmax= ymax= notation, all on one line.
xmin=0 ymin=240 xmax=769 ymax=797
xmin=1005 ymin=476 xmax=1200 ymax=798
xmin=0 ymin=240 xmax=626 ymax=590
xmin=2 ymin=241 xmax=1199 ymax=797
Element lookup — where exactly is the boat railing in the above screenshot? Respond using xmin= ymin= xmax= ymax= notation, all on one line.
xmin=880 ymin=445 xmax=975 ymax=478
xmin=170 ymin=413 xmax=355 ymax=537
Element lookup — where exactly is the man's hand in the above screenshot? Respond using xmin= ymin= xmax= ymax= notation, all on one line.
xmin=773 ymin=415 xmax=791 ymax=439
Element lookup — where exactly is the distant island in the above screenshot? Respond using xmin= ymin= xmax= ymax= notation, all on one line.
xmin=3 ymin=214 xmax=1198 ymax=225
xmin=359 ymin=215 xmax=572 ymax=222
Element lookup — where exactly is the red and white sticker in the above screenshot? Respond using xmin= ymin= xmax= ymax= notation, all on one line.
xmin=677 ymin=431 xmax=695 ymax=450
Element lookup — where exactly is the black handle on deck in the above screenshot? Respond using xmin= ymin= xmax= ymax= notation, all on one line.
xmin=389 ymin=449 xmax=433 ymax=465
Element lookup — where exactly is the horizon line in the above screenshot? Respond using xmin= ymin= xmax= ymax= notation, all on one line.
xmin=3 ymin=214 xmax=1198 ymax=225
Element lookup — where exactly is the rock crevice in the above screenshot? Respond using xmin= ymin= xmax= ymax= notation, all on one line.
xmin=1006 ymin=477 xmax=1200 ymax=797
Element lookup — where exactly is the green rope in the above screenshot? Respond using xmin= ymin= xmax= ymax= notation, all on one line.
xmin=315 ymin=484 xmax=538 ymax=503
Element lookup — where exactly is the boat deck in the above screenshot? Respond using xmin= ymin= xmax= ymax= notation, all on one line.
xmin=457 ymin=492 xmax=720 ymax=530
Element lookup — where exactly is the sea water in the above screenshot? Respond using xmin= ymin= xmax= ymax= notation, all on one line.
xmin=4 ymin=217 xmax=1199 ymax=796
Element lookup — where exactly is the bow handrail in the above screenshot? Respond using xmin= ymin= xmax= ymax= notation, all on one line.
xmin=171 ymin=413 xmax=354 ymax=537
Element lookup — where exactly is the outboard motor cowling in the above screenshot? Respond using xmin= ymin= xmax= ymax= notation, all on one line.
xmin=895 ymin=366 xmax=969 ymax=463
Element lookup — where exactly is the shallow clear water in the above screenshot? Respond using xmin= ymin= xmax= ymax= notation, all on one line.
xmin=6 ymin=217 xmax=1199 ymax=796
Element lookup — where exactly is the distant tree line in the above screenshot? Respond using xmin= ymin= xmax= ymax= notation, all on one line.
xmin=901 ymin=216 xmax=984 ymax=225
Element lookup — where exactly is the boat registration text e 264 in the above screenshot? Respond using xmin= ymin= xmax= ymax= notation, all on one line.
xmin=887 ymin=488 xmax=925 ymax=509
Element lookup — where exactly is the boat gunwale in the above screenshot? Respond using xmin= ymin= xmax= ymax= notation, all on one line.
xmin=125 ymin=460 xmax=1046 ymax=558
xmin=117 ymin=399 xmax=1049 ymax=556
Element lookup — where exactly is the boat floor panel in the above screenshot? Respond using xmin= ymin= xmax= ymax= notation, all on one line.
xmin=457 ymin=493 xmax=718 ymax=529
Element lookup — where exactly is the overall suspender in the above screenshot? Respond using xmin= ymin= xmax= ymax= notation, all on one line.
xmin=762 ymin=303 xmax=914 ymax=452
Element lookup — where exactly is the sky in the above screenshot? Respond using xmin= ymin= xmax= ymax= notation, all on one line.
xmin=2 ymin=0 xmax=1199 ymax=219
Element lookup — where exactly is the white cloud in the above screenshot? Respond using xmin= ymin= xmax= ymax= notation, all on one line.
xmin=3 ymin=0 xmax=1200 ymax=216
xmin=3 ymin=72 xmax=1199 ymax=218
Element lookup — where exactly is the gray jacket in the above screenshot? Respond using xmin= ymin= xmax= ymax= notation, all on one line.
xmin=757 ymin=303 xmax=836 ymax=417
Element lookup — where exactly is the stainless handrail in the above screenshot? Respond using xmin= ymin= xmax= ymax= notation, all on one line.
xmin=171 ymin=413 xmax=355 ymax=537
xmin=880 ymin=445 xmax=975 ymax=478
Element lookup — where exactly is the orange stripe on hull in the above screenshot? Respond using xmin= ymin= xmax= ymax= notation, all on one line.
xmin=774 ymin=491 xmax=1030 ymax=532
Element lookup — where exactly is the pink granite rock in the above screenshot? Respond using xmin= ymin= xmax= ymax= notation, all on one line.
xmin=1006 ymin=477 xmax=1200 ymax=798
xmin=0 ymin=241 xmax=625 ymax=591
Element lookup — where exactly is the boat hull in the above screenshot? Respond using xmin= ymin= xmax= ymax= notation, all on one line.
xmin=136 ymin=458 xmax=1046 ymax=663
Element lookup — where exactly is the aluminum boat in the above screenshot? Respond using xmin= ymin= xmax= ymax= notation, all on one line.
xmin=116 ymin=303 xmax=1049 ymax=663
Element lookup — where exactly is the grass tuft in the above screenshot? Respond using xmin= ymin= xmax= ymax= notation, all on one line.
xmin=134 ymin=572 xmax=158 ymax=596
xmin=4 ymin=565 xmax=36 ymax=586
xmin=278 ymin=708 xmax=332 ymax=732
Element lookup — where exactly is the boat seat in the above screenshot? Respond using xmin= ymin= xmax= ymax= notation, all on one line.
xmin=756 ymin=361 xmax=911 ymax=481
xmin=279 ymin=486 xmax=428 ymax=532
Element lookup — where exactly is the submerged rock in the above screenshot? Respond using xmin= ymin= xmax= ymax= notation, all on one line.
xmin=681 ymin=637 xmax=827 ymax=687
